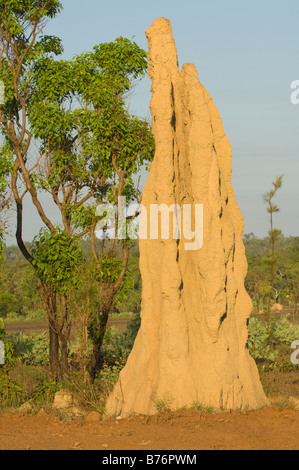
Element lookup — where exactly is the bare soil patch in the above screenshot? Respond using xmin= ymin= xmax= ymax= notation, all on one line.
xmin=2 ymin=319 xmax=298 ymax=450
xmin=0 ymin=406 xmax=298 ymax=450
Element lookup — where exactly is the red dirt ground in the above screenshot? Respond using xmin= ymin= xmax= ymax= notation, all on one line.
xmin=0 ymin=406 xmax=298 ymax=450
xmin=2 ymin=319 xmax=298 ymax=450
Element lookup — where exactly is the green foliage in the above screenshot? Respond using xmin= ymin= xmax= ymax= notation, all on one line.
xmin=0 ymin=371 xmax=26 ymax=409
xmin=31 ymin=228 xmax=83 ymax=294
xmin=259 ymin=359 xmax=299 ymax=372
xmin=0 ymin=0 xmax=63 ymax=30
xmin=0 ymin=258 xmax=42 ymax=319
xmin=153 ymin=394 xmax=173 ymax=413
xmin=261 ymin=175 xmax=284 ymax=310
xmin=0 ymin=317 xmax=4 ymax=336
xmin=27 ymin=36 xmax=154 ymax=212
xmin=247 ymin=318 xmax=278 ymax=361
xmin=0 ymin=141 xmax=13 ymax=193
xmin=101 ymin=326 xmax=132 ymax=366
xmin=10 ymin=332 xmax=49 ymax=366
xmin=263 ymin=175 xmax=283 ymax=216
xmin=244 ymin=235 xmax=299 ymax=309
xmin=0 ymin=345 xmax=58 ymax=409
xmin=0 ymin=1 xmax=63 ymax=120
xmin=0 ymin=319 xmax=19 ymax=369
xmin=248 ymin=316 xmax=299 ymax=365
xmin=116 ymin=251 xmax=141 ymax=314
xmin=271 ymin=316 xmax=299 ymax=345
xmin=95 ymin=254 xmax=123 ymax=284
xmin=0 ymin=141 xmax=13 ymax=259
xmin=30 ymin=375 xmax=59 ymax=405
xmin=0 ymin=320 xmax=26 ymax=409
xmin=1 ymin=0 xmax=154 ymax=378
xmin=99 ymin=358 xmax=127 ymax=391
xmin=189 ymin=402 xmax=214 ymax=413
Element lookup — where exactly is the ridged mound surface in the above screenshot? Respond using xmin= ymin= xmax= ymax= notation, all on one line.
xmin=106 ymin=18 xmax=269 ymax=417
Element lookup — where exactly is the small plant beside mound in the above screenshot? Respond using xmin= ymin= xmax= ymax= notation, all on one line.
xmin=248 ymin=316 xmax=299 ymax=371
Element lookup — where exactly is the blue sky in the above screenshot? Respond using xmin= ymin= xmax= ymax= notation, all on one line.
xmin=6 ymin=0 xmax=299 ymax=243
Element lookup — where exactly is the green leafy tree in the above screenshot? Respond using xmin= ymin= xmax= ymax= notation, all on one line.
xmin=0 ymin=1 xmax=63 ymax=257
xmin=0 ymin=0 xmax=68 ymax=375
xmin=26 ymin=36 xmax=154 ymax=379
xmin=28 ymin=38 xmax=154 ymax=379
xmin=0 ymin=2 xmax=154 ymax=376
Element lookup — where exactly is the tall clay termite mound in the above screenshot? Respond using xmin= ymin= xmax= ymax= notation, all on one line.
xmin=106 ymin=18 xmax=269 ymax=417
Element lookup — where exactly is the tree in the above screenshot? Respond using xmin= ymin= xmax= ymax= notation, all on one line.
xmin=262 ymin=175 xmax=283 ymax=317
xmin=0 ymin=0 xmax=66 ymax=375
xmin=31 ymin=228 xmax=84 ymax=372
xmin=0 ymin=0 xmax=63 ymax=258
xmin=0 ymin=1 xmax=154 ymax=376
xmin=27 ymin=36 xmax=154 ymax=379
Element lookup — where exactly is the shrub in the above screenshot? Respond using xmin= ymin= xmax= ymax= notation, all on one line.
xmin=271 ymin=316 xmax=299 ymax=345
xmin=0 ymin=370 xmax=26 ymax=409
xmin=0 ymin=320 xmax=26 ymax=409
xmin=9 ymin=332 xmax=49 ymax=366
xmin=247 ymin=318 xmax=278 ymax=362
xmin=189 ymin=402 xmax=214 ymax=413
xmin=101 ymin=327 xmax=132 ymax=366
xmin=248 ymin=316 xmax=299 ymax=366
xmin=99 ymin=357 xmax=127 ymax=392
xmin=30 ymin=375 xmax=59 ymax=406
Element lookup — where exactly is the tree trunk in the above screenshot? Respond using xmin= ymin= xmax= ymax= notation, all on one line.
xmin=49 ymin=320 xmax=60 ymax=377
xmin=60 ymin=320 xmax=71 ymax=375
xmin=88 ymin=240 xmax=130 ymax=381
xmin=88 ymin=309 xmax=110 ymax=381
xmin=44 ymin=288 xmax=61 ymax=377
xmin=60 ymin=330 xmax=70 ymax=374
xmin=59 ymin=295 xmax=71 ymax=374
